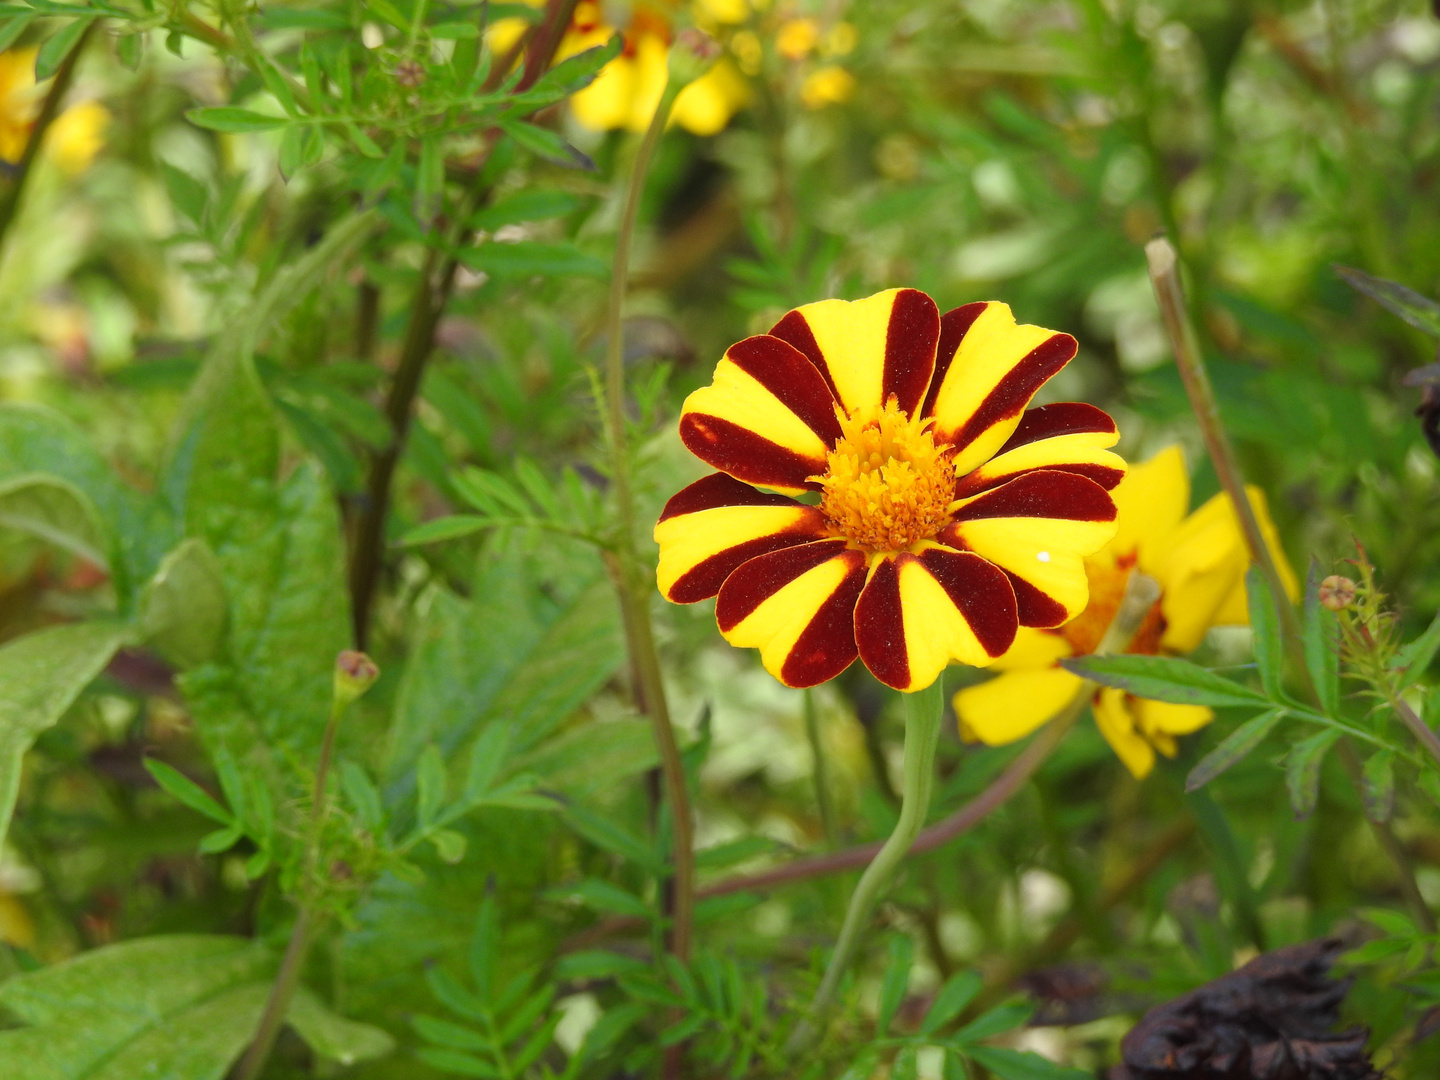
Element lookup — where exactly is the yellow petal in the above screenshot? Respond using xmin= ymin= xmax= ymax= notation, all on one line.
xmin=569 ymin=53 xmax=637 ymax=131
xmin=671 ymin=60 xmax=749 ymax=135
xmin=1110 ymin=445 xmax=1189 ymax=563
xmin=625 ymin=33 xmax=670 ymax=132
xmin=955 ymin=667 xmax=1086 ymax=745
xmin=1092 ymin=688 xmax=1155 ymax=778
xmin=990 ymin=626 xmax=1074 ymax=672
xmin=1133 ymin=697 xmax=1213 ymax=738
xmin=47 ymin=101 xmax=107 ymax=174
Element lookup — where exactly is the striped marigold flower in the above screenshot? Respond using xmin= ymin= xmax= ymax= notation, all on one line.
xmin=654 ymin=288 xmax=1126 ymax=692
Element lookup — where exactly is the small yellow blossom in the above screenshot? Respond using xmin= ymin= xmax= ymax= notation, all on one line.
xmin=0 ymin=49 xmax=107 ymax=174
xmin=776 ymin=18 xmax=820 ymax=60
xmin=955 ymin=446 xmax=1298 ymax=778
xmin=800 ymin=65 xmax=855 ymax=109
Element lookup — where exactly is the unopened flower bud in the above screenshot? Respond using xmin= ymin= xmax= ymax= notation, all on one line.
xmin=334 ymin=650 xmax=379 ymax=708
xmin=394 ymin=59 xmax=425 ymax=88
xmin=668 ymin=28 xmax=721 ymax=87
xmin=1319 ymin=575 xmax=1357 ymax=612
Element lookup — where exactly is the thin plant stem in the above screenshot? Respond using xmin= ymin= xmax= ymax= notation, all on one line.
xmin=0 ymin=22 xmax=95 ymax=258
xmin=804 ymin=689 xmax=838 ymax=849
xmin=233 ymin=695 xmax=347 ymax=1080
xmin=600 ymin=78 xmax=695 ymax=971
xmin=1147 ymin=235 xmax=1435 ymax=931
xmin=787 ymin=679 xmax=946 ymax=1052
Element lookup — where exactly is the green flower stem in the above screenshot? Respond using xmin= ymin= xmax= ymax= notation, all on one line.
xmin=803 ymin=689 xmax=838 ymax=849
xmin=0 ymin=21 xmax=95 ymax=260
xmin=787 ymin=679 xmax=945 ymax=1052
xmin=601 ymin=77 xmax=696 ymax=970
xmin=1146 ymin=236 xmax=1437 ymax=933
xmin=233 ymin=695 xmax=349 ymax=1080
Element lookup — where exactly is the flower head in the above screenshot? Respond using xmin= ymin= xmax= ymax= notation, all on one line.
xmin=0 ymin=49 xmax=107 ymax=174
xmin=655 ymin=288 xmax=1126 ymax=692
xmin=954 ymin=445 xmax=1298 ymax=777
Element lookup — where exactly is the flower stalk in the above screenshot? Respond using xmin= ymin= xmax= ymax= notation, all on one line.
xmin=803 ymin=689 xmax=838 ymax=849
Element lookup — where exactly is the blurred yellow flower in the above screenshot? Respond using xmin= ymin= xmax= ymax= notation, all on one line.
xmin=776 ymin=18 xmax=819 ymax=60
xmin=800 ymin=65 xmax=855 ymax=109
xmin=954 ymin=445 xmax=1298 ymax=778
xmin=0 ymin=49 xmax=107 ymax=174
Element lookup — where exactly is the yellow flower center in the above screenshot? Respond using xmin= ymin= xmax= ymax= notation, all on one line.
xmin=814 ymin=397 xmax=957 ymax=552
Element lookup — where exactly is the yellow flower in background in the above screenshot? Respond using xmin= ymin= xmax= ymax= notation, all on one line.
xmin=776 ymin=18 xmax=819 ymax=61
xmin=0 ymin=49 xmax=107 ymax=174
xmin=800 ymin=65 xmax=855 ymax=109
xmin=954 ymin=446 xmax=1298 ymax=778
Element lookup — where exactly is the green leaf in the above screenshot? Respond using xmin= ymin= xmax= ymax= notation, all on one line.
xmin=114 ymin=29 xmax=142 ymax=69
xmin=161 ymin=162 xmax=209 ymax=226
xmin=470 ymin=190 xmax=582 ymax=231
xmin=417 ymin=1047 xmax=500 ymax=1076
xmin=398 ymin=514 xmax=490 ymax=546
xmin=1061 ymin=654 xmax=1269 ymax=708
xmin=463 ymin=722 xmax=511 ymax=800
xmin=459 ymin=240 xmax=606 ymax=278
xmin=0 ymin=935 xmax=274 ymax=1080
xmin=876 ymin=935 xmax=912 ymax=1036
xmin=1334 ymin=264 xmax=1440 ymax=338
xmin=186 ymin=106 xmax=289 ymax=133
xmin=416 ymin=135 xmax=445 ymax=227
xmin=498 ymin=119 xmax=595 ymax=170
xmin=555 ymin=950 xmax=650 ymax=980
xmin=920 ymin=970 xmax=983 ymax=1034
xmin=512 ymin=717 xmax=658 ymax=799
xmin=278 ymin=123 xmax=324 ymax=178
xmin=197 ymin=824 xmax=243 ymax=853
xmin=692 ymin=834 xmax=781 ymax=870
xmin=1185 ymin=709 xmax=1285 ymax=792
xmin=564 ymin=802 xmax=660 ymax=873
xmin=0 ymin=472 xmax=110 ymax=568
xmin=145 ymin=758 xmax=232 ymax=824
xmin=1245 ymin=565 xmax=1282 ymax=698
xmin=1362 ymin=749 xmax=1396 ymax=823
xmin=965 ymin=1046 xmax=1090 ymax=1080
xmin=557 ymin=879 xmax=653 ymax=920
xmin=139 ymin=539 xmax=228 ymax=670
xmin=1285 ymin=729 xmax=1340 ymax=819
xmin=35 ymin=17 xmax=90 ymax=81
xmin=0 ymin=15 xmax=35 ymax=55
xmin=287 ymin=987 xmax=395 ymax=1065
xmin=505 ymin=37 xmax=622 ymax=111
xmin=413 ymin=1014 xmax=491 ymax=1052
xmin=432 ymin=828 xmax=468 ymax=863
xmin=418 ymin=744 xmax=448 ymax=828
xmin=1393 ymin=607 xmax=1440 ymax=690
xmin=1303 ymin=561 xmax=1341 ymax=716
xmin=0 ymin=622 xmax=126 ymax=849
xmin=954 ymin=1001 xmax=1031 ymax=1042
xmin=340 ymin=761 xmax=386 ymax=833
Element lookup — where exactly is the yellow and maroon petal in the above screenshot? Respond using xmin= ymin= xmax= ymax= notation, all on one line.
xmin=953 ymin=403 xmax=1125 ymax=499
xmin=853 ymin=545 xmax=1017 ymax=692
xmin=655 ymin=473 xmax=830 ymax=603
xmin=678 ymin=335 xmax=845 ymax=495
xmin=944 ymin=470 xmax=1118 ymax=627
xmin=768 ymin=288 xmax=939 ymax=416
xmin=715 ymin=540 xmax=867 ymax=687
xmin=923 ymin=302 xmax=1078 ymax=477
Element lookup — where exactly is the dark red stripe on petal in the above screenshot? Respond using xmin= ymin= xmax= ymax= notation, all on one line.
xmin=1005 ymin=570 xmax=1069 ymax=627
xmin=954 ymin=460 xmax=1126 ymax=500
xmin=952 ymin=333 xmax=1078 ymax=450
xmin=668 ymin=530 xmax=824 ymax=604
xmin=995 ymin=402 xmax=1117 ymax=456
xmin=715 ymin=539 xmax=853 ymax=631
xmin=680 ymin=414 xmax=823 ymax=493
xmin=883 ymin=289 xmax=940 ymax=415
xmin=916 ymin=547 xmax=1018 ymax=657
xmin=952 ymin=470 xmax=1116 ymax=523
xmin=658 ymin=471 xmax=796 ymax=523
xmin=922 ymin=302 xmax=989 ymax=419
xmin=855 ymin=557 xmax=910 ymax=690
xmin=768 ymin=310 xmax=841 ymax=403
xmin=725 ymin=335 xmax=844 ymax=445
xmin=779 ymin=559 xmax=866 ymax=687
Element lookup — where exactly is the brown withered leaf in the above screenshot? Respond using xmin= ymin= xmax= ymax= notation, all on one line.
xmin=1111 ymin=939 xmax=1382 ymax=1080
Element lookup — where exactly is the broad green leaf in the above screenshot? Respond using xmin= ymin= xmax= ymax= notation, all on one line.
xmin=876 ymin=935 xmax=913 ymax=1036
xmin=1062 ymin=655 xmax=1269 ymax=708
xmin=1185 ymin=709 xmax=1285 ymax=792
xmin=920 ymin=970 xmax=983 ymax=1034
xmin=1285 ymin=729 xmax=1340 ymax=818
xmin=35 ymin=17 xmax=90 ymax=81
xmin=138 ymin=539 xmax=227 ymax=669
xmin=1303 ymin=561 xmax=1341 ymax=715
xmin=341 ymin=761 xmax=386 ymax=832
xmin=1334 ymin=265 xmax=1440 ymax=338
xmin=1362 ymin=749 xmax=1396 ymax=823
xmin=470 ymin=190 xmax=581 ymax=231
xmin=0 ymin=473 xmax=109 ymax=568
xmin=965 ymin=1046 xmax=1090 ymax=1080
xmin=287 ymin=986 xmax=396 ymax=1065
xmin=398 ymin=514 xmax=490 ymax=546
xmin=459 ymin=241 xmax=605 ymax=278
xmin=1393 ymin=607 xmax=1440 ymax=690
xmin=1245 ymin=566 xmax=1282 ymax=698
xmin=144 ymin=758 xmax=232 ymax=824
xmin=0 ymin=621 xmax=126 ymax=849
xmin=186 ymin=106 xmax=288 ymax=133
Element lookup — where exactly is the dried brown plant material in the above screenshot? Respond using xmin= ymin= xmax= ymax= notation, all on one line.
xmin=1111 ymin=939 xmax=1382 ymax=1080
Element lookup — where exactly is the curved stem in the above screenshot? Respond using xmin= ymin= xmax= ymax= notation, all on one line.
xmin=804 ymin=689 xmax=838 ymax=849
xmin=787 ymin=680 xmax=945 ymax=1052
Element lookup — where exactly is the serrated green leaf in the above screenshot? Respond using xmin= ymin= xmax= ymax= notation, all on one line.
xmin=1303 ymin=561 xmax=1341 ymax=716
xmin=186 ymin=106 xmax=288 ymax=133
xmin=1245 ymin=565 xmax=1283 ymax=698
xmin=1062 ymin=654 xmax=1269 ymax=707
xmin=1186 ymin=709 xmax=1285 ymax=791
xmin=1335 ymin=265 xmax=1440 ymax=338
xmin=1285 ymin=729 xmax=1340 ymax=818
xmin=398 ymin=514 xmax=490 ymax=546
xmin=965 ymin=1046 xmax=1090 ymax=1080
